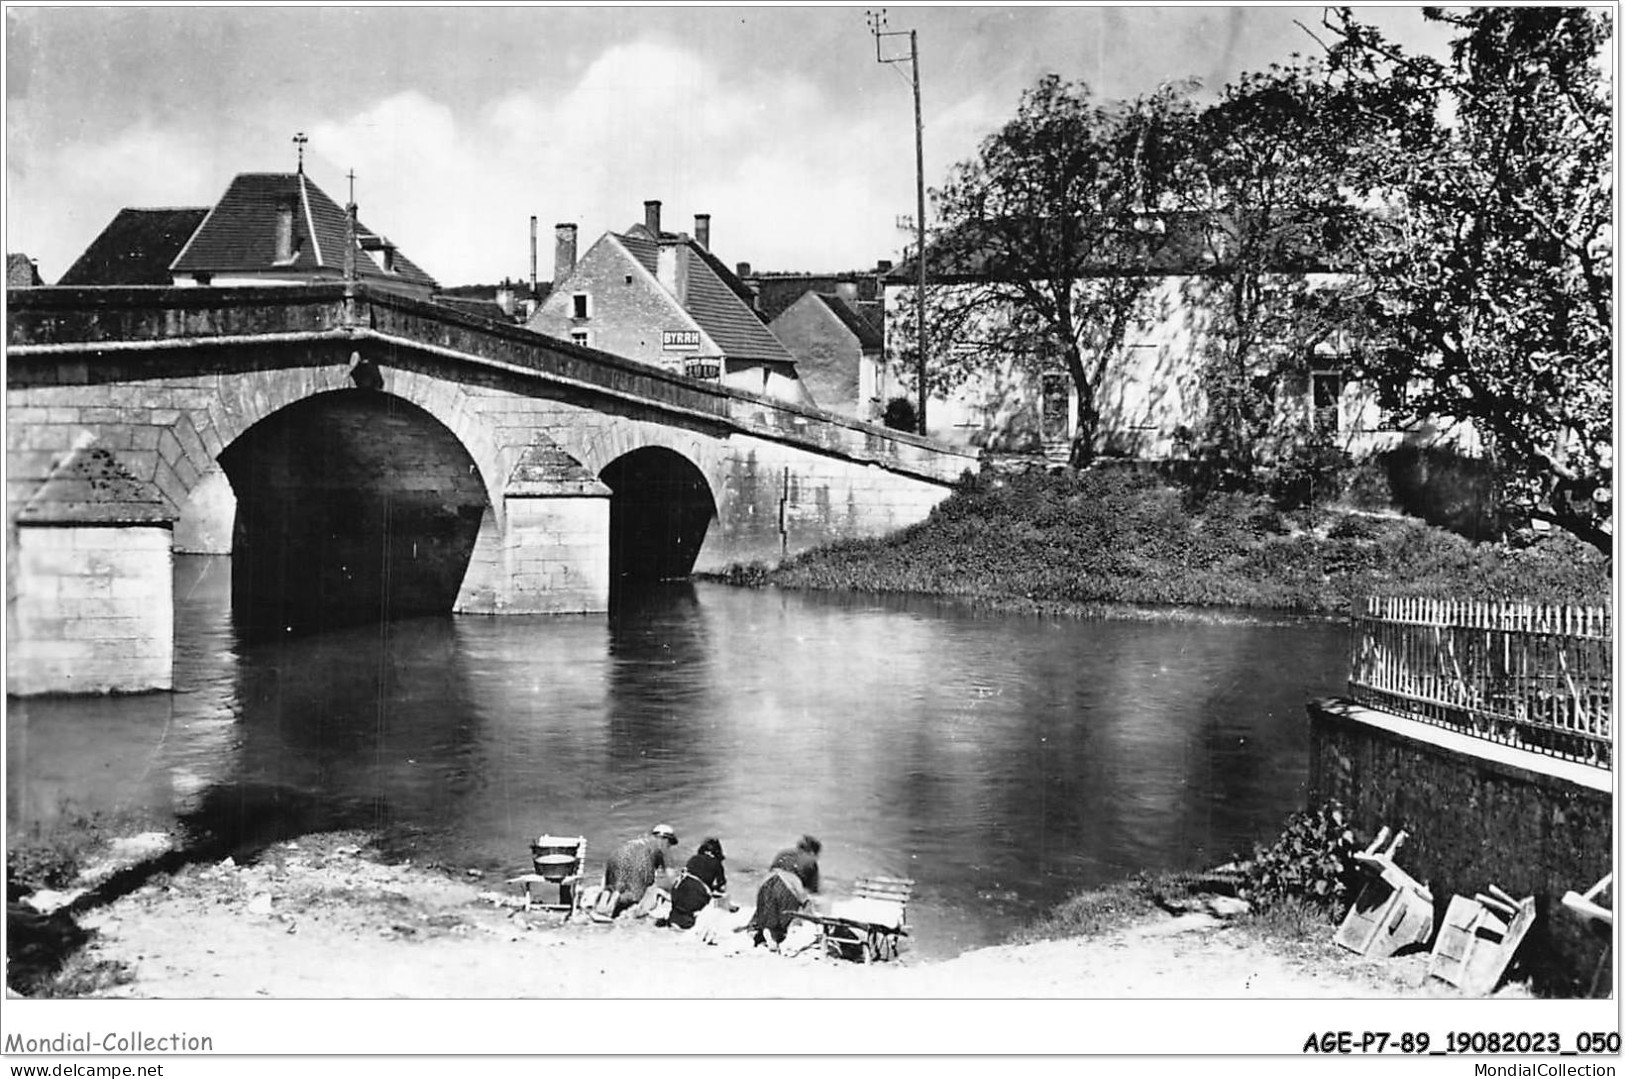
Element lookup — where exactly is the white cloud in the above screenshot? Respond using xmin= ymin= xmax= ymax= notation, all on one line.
xmin=306 ymin=38 xmax=964 ymax=284
xmin=7 ymin=124 xmax=225 ymax=279
xmin=10 ymin=37 xmax=1007 ymax=285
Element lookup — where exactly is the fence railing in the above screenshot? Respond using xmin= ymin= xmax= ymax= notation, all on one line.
xmin=1348 ymin=597 xmax=1613 ymax=769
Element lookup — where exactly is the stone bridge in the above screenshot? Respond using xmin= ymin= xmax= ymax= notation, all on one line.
xmin=6 ymin=283 xmax=976 ymax=695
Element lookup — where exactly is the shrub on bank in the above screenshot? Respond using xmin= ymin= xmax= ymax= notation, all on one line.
xmin=741 ymin=469 xmax=1609 ymax=614
xmin=1237 ymin=801 xmax=1363 ymax=917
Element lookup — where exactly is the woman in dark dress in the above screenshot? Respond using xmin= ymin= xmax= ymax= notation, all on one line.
xmin=664 ymin=836 xmax=729 ymax=930
xmin=746 ymin=834 xmax=822 ymax=948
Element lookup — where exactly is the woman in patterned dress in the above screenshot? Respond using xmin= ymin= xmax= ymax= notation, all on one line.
xmin=593 ymin=823 xmax=678 ymax=920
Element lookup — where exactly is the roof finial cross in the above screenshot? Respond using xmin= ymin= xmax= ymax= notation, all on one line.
xmin=292 ymin=132 xmax=308 ymax=173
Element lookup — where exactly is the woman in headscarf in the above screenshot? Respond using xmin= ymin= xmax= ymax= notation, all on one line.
xmin=593 ymin=823 xmax=678 ymax=920
xmin=663 ymin=836 xmax=729 ymax=930
xmin=746 ymin=834 xmax=822 ymax=949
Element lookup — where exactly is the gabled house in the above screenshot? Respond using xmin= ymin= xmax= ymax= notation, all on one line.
xmin=769 ymin=290 xmax=887 ymax=421
xmin=57 ymin=208 xmax=211 ymax=286
xmin=528 ymin=201 xmax=810 ymax=404
xmin=168 ymin=168 xmax=437 ymax=297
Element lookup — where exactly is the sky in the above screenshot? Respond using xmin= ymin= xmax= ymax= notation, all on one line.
xmin=4 ymin=5 xmax=1456 ymax=288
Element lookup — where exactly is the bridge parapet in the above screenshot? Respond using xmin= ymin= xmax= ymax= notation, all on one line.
xmin=5 ymin=284 xmax=352 ymax=347
xmin=9 ymin=284 xmax=978 ymax=484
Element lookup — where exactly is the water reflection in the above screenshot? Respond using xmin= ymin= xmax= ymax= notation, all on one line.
xmin=6 ymin=557 xmax=1349 ymax=958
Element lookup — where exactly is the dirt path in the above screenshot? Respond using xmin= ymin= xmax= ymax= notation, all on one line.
xmin=34 ymin=832 xmax=1469 ymax=1001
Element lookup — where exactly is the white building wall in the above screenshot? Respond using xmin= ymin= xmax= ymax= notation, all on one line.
xmin=884 ymin=273 xmax=1447 ymax=460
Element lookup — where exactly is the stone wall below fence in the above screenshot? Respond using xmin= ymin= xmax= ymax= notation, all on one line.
xmin=1307 ymin=698 xmax=1613 ymax=998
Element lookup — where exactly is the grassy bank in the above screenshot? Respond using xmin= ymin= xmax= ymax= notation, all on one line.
xmin=728 ymin=469 xmax=1609 ymax=614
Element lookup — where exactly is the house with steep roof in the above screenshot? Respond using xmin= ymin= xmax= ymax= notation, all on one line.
xmin=769 ymin=291 xmax=887 ymax=422
xmin=167 ymin=168 xmax=437 ymax=297
xmin=528 ymin=201 xmax=809 ymax=404
xmin=56 ymin=208 xmax=211 ymax=286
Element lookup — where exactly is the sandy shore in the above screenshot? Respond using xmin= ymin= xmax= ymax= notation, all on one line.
xmin=20 ymin=830 xmax=1485 ymax=1001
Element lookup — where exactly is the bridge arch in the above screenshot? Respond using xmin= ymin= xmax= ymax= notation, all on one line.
xmin=599 ymin=446 xmax=717 ymax=583
xmin=194 ymin=363 xmax=511 ymax=532
xmin=217 ymin=388 xmax=489 ymax=638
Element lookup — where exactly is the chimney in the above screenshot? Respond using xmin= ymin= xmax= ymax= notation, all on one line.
xmin=644 ymin=199 xmax=662 ymax=236
xmin=736 ymin=261 xmax=752 ymax=279
xmin=554 ymin=223 xmax=578 ymax=285
xmin=694 ymin=213 xmax=711 ymax=251
xmin=529 ymin=216 xmax=538 ymax=297
xmin=657 ymin=242 xmax=691 ymax=305
xmin=877 ymin=260 xmax=893 ymax=274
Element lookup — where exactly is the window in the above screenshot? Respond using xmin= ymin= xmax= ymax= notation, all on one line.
xmin=571 ymin=293 xmax=590 ymax=319
xmin=571 ymin=330 xmax=591 ymax=348
xmin=1310 ymin=370 xmax=1343 ymax=432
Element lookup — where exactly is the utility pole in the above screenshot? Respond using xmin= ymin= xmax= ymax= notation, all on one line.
xmin=867 ymin=9 xmax=928 ymax=436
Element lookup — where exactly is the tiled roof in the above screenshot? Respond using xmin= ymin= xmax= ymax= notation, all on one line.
xmin=682 ymin=244 xmax=795 ymax=364
xmin=171 ymin=172 xmax=437 ymax=289
xmin=617 ymin=232 xmax=660 ymax=278
xmin=816 ymin=293 xmax=883 ymax=351
xmin=612 ymin=231 xmax=796 ymax=364
xmin=57 ymin=208 xmax=209 ymax=286
xmin=690 ymin=244 xmax=766 ymax=321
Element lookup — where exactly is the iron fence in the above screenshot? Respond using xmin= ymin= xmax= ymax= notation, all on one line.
xmin=1348 ymin=597 xmax=1613 ymax=768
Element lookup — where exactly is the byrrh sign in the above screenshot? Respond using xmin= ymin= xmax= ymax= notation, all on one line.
xmin=662 ymin=330 xmax=701 ymax=351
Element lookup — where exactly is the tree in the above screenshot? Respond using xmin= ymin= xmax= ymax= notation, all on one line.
xmin=1182 ymin=57 xmax=1396 ymax=477
xmin=1322 ymin=7 xmax=1613 ymax=554
xmin=918 ymin=75 xmax=1196 ymax=467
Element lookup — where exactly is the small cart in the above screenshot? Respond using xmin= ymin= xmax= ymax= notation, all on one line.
xmin=793 ymin=876 xmax=914 ymax=963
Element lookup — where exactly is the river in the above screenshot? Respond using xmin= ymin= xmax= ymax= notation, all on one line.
xmin=7 ymin=556 xmax=1351 ymax=959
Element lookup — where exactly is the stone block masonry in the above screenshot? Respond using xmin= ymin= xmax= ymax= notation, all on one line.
xmin=9 ymin=524 xmax=175 ymax=694
xmin=1308 ymin=698 xmax=1612 ymax=997
xmin=501 ymin=496 xmax=611 ymax=614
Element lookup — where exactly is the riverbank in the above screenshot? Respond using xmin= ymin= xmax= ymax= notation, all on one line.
xmin=722 ymin=469 xmax=1610 ymax=615
xmin=11 ymin=830 xmax=1517 ymax=1000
